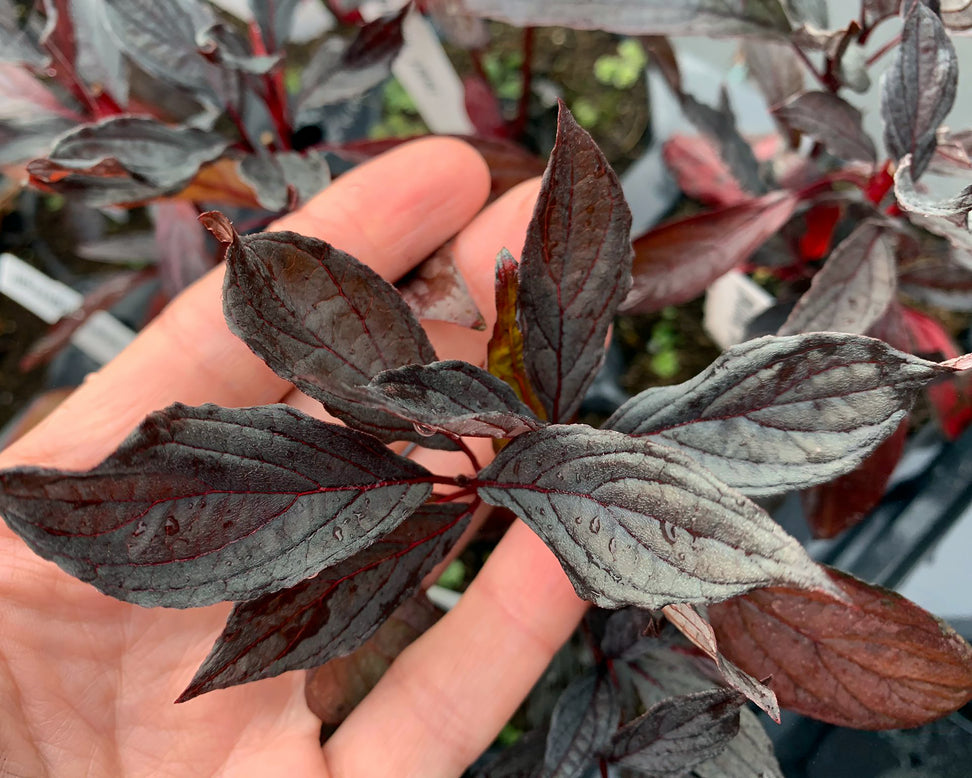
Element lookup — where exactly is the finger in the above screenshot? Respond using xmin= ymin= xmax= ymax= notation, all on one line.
xmin=1 ymin=138 xmax=490 ymax=471
xmin=321 ymin=179 xmax=588 ymax=778
xmin=324 ymin=521 xmax=586 ymax=777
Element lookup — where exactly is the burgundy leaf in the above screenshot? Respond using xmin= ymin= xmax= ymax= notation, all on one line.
xmin=518 ymin=101 xmax=633 ymax=423
xmin=741 ymin=39 xmax=804 ymax=109
xmin=460 ymin=0 xmax=792 ymax=37
xmin=542 ymin=669 xmax=619 ymax=778
xmin=605 ymin=687 xmax=744 ymax=776
xmin=0 ymin=403 xmax=433 ymax=608
xmin=661 ymin=134 xmax=750 ymax=207
xmin=679 ymin=89 xmax=767 ymax=197
xmin=19 ymin=267 xmax=155 ymax=372
xmin=899 ymin=246 xmax=972 ymax=311
xmin=470 ymin=729 xmax=546 ymax=778
xmin=600 ymin=607 xmax=661 ymax=660
xmin=178 ymin=503 xmax=470 ymax=700
xmin=27 ymin=116 xmax=228 ymax=207
xmin=249 ymin=0 xmax=301 ymax=50
xmin=40 ymin=0 xmax=76 ymax=75
xmin=662 ymin=603 xmax=780 ymax=722
xmin=206 ymin=212 xmax=452 ymax=447
xmin=893 ymin=154 xmax=972 ymax=255
xmin=773 ymin=91 xmax=877 ymax=162
xmin=70 ymin=0 xmax=129 ymax=104
xmin=305 ymin=594 xmax=441 ymax=726
xmin=296 ymin=8 xmax=405 ymax=112
xmin=777 ymin=220 xmax=897 ymax=336
xmin=463 ymin=73 xmax=508 ymax=139
xmin=606 ymin=332 xmax=965 ymax=496
xmin=397 ymin=242 xmax=486 ymax=330
xmin=151 ymin=200 xmax=213 ymax=297
xmin=620 ymin=192 xmax=798 ymax=315
xmin=488 ymin=248 xmax=545 ymax=419
xmin=709 ymin=567 xmax=972 ymax=729
xmin=801 ymin=420 xmax=908 ymax=539
xmin=881 ymin=1 xmax=958 ymax=178
xmin=477 ymin=425 xmax=837 ymax=610
xmin=365 ymin=361 xmax=543 ymax=439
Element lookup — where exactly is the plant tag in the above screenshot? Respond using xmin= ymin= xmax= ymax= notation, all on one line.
xmin=0 ymin=253 xmax=135 ymax=365
xmin=359 ymin=3 xmax=474 ymax=134
xmin=703 ymin=270 xmax=774 ymax=349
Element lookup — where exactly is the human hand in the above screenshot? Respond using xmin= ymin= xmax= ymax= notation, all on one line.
xmin=0 ymin=138 xmax=587 ymax=778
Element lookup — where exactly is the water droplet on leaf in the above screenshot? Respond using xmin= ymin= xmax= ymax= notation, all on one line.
xmin=590 ymin=516 xmax=601 ymax=534
xmin=132 ymin=520 xmax=147 ymax=537
xmin=413 ymin=423 xmax=437 ymax=437
xmin=164 ymin=517 xmax=180 ymax=536
xmin=333 ymin=526 xmax=344 ymax=542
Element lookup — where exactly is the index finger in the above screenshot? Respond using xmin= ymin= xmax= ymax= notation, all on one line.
xmin=1 ymin=138 xmax=491 ymax=471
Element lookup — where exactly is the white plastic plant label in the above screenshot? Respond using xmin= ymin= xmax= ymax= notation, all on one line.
xmin=360 ymin=2 xmax=475 ymax=134
xmin=0 ymin=253 xmax=136 ymax=366
xmin=703 ymin=270 xmax=775 ymax=350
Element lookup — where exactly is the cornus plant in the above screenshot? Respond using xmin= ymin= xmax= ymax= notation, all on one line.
xmin=3 ymin=104 xmax=972 ymax=776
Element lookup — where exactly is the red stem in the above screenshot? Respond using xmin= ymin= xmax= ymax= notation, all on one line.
xmin=866 ymin=34 xmax=902 ymax=68
xmin=510 ymin=27 xmax=535 ymax=141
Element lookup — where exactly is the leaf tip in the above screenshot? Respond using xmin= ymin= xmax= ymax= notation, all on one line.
xmin=199 ymin=211 xmax=237 ymax=246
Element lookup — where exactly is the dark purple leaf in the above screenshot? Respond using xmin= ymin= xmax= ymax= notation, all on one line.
xmin=662 ymin=603 xmax=780 ymax=722
xmin=773 ymin=91 xmax=877 ymax=162
xmin=178 ymin=502 xmax=470 ymax=701
xmin=0 ymin=403 xmax=433 ymax=608
xmin=426 ymin=0 xmax=490 ymax=48
xmin=518 ymin=101 xmax=633 ymax=423
xmin=741 ymin=39 xmax=804 ymax=109
xmin=70 ymin=0 xmax=129 ymax=104
xmin=40 ymin=0 xmax=76 ymax=75
xmin=471 ymin=729 xmax=546 ymax=778
xmin=476 ymin=425 xmax=837 ymax=610
xmin=621 ymin=192 xmax=798 ymax=315
xmin=881 ymin=1 xmax=958 ymax=178
xmin=205 ymin=212 xmax=453 ymax=448
xmin=605 ymin=687 xmax=744 ymax=776
xmin=365 ymin=361 xmax=543 ymax=439
xmin=709 ymin=567 xmax=972 ymax=729
xmin=296 ymin=8 xmax=405 ymax=113
xmin=151 ymin=200 xmax=213 ymax=297
xmin=305 ymin=595 xmax=441 ymax=726
xmin=777 ymin=220 xmax=897 ymax=336
xmin=27 ymin=116 xmax=228 ymax=207
xmin=661 ymin=134 xmax=750 ymax=207
xmin=601 ymin=607 xmax=661 ymax=660
xmin=801 ymin=420 xmax=908 ymax=539
xmin=606 ymin=332 xmax=965 ymax=496
xmin=397 ymin=242 xmax=486 ymax=330
xmin=679 ymin=89 xmax=767 ymax=196
xmin=103 ymin=0 xmax=220 ymax=99
xmin=899 ymin=240 xmax=972 ymax=310
xmin=196 ymin=22 xmax=280 ymax=74
xmin=236 ymin=150 xmax=331 ymax=211
xmin=693 ymin=707 xmax=783 ymax=778
xmin=460 ymin=0 xmax=792 ymax=37
xmin=542 ymin=669 xmax=619 ymax=778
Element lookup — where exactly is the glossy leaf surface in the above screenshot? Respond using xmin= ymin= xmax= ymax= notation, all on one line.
xmin=606 ymin=333 xmax=960 ymax=496
xmin=778 ymin=220 xmax=897 ymax=336
xmin=461 ymin=0 xmax=792 ymax=37
xmin=622 ymin=191 xmax=797 ymax=314
xmin=27 ymin=116 xmax=228 ymax=207
xmin=881 ymin=1 xmax=958 ymax=177
xmin=542 ymin=669 xmax=619 ymax=778
xmin=477 ymin=425 xmax=835 ymax=610
xmin=179 ymin=503 xmax=470 ymax=700
xmin=518 ymin=102 xmax=632 ymax=423
xmin=366 ymin=361 xmax=542 ymax=439
xmin=0 ymin=403 xmax=432 ymax=607
xmin=709 ymin=567 xmax=972 ymax=728
xmin=606 ymin=687 xmax=744 ymax=775
xmin=207 ymin=212 xmax=451 ymax=447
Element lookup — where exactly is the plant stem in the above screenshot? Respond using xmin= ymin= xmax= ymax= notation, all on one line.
xmin=511 ymin=27 xmax=535 ymax=140
xmin=866 ymin=34 xmax=902 ymax=68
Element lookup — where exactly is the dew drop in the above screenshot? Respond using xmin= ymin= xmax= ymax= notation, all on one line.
xmin=589 ymin=516 xmax=601 ymax=534
xmin=413 ymin=422 xmax=437 ymax=437
xmin=164 ymin=517 xmax=180 ymax=536
xmin=333 ymin=526 xmax=344 ymax=542
xmin=574 ymin=516 xmax=583 ymax=524
xmin=661 ymin=521 xmax=678 ymax=545
xmin=608 ymin=537 xmax=618 ymax=557
xmin=132 ymin=520 xmax=147 ymax=537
